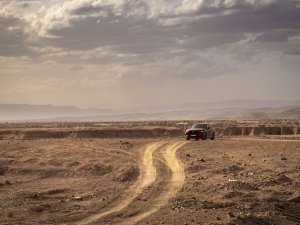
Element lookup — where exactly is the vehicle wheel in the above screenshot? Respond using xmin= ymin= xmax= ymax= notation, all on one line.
xmin=202 ymin=133 xmax=207 ymax=140
xmin=210 ymin=133 xmax=215 ymax=140
xmin=186 ymin=136 xmax=190 ymax=141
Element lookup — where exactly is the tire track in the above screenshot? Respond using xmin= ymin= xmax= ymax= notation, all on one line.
xmin=77 ymin=141 xmax=186 ymax=225
xmin=123 ymin=141 xmax=186 ymax=224
xmin=76 ymin=142 xmax=165 ymax=225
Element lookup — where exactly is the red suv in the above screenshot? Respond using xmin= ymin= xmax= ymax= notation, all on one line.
xmin=185 ymin=123 xmax=215 ymax=140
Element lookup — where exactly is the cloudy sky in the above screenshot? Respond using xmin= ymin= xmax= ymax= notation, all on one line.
xmin=0 ymin=0 xmax=300 ymax=109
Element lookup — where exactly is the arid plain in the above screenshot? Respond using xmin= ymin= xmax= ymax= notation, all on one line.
xmin=0 ymin=120 xmax=300 ymax=225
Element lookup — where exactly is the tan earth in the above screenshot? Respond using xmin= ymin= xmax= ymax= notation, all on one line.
xmin=0 ymin=135 xmax=300 ymax=225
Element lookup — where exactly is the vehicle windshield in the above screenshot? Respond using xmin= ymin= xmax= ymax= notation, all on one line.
xmin=192 ymin=124 xmax=207 ymax=129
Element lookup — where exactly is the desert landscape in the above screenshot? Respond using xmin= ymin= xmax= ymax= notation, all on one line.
xmin=0 ymin=120 xmax=300 ymax=225
xmin=2 ymin=0 xmax=300 ymax=224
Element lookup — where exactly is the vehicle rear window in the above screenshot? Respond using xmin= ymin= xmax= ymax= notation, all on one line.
xmin=192 ymin=124 xmax=206 ymax=129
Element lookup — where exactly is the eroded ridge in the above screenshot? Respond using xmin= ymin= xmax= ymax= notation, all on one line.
xmin=76 ymin=142 xmax=165 ymax=225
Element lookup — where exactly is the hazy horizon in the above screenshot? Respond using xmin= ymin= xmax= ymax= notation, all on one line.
xmin=1 ymin=98 xmax=300 ymax=111
xmin=1 ymin=0 xmax=300 ymax=109
xmin=1 ymin=99 xmax=300 ymax=121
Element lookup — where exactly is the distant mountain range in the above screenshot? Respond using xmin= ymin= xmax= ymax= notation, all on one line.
xmin=40 ymin=106 xmax=300 ymax=121
xmin=132 ymin=99 xmax=300 ymax=113
xmin=0 ymin=104 xmax=118 ymax=121
xmin=0 ymin=100 xmax=300 ymax=121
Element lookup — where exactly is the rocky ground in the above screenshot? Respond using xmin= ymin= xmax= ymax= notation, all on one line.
xmin=0 ymin=137 xmax=299 ymax=225
xmin=151 ymin=138 xmax=300 ymax=225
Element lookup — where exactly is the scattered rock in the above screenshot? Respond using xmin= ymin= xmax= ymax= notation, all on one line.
xmin=281 ymin=157 xmax=287 ymax=160
xmin=227 ymin=211 xmax=235 ymax=218
xmin=197 ymin=158 xmax=205 ymax=162
xmin=277 ymin=174 xmax=293 ymax=183
xmin=5 ymin=180 xmax=11 ymax=185
xmin=74 ymin=196 xmax=83 ymax=201
xmin=248 ymin=153 xmax=252 ymax=156
xmin=186 ymin=153 xmax=191 ymax=157
xmin=228 ymin=178 xmax=238 ymax=182
xmin=120 ymin=140 xmax=133 ymax=148
xmin=244 ymin=204 xmax=253 ymax=210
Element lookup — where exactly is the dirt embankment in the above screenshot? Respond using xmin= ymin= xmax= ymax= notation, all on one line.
xmin=0 ymin=127 xmax=183 ymax=140
xmin=218 ymin=125 xmax=298 ymax=136
xmin=0 ymin=120 xmax=299 ymax=140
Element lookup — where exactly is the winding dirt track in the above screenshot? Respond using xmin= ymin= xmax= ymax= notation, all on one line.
xmin=77 ymin=141 xmax=186 ymax=225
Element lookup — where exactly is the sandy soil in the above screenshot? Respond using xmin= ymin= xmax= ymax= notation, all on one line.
xmin=0 ymin=137 xmax=300 ymax=225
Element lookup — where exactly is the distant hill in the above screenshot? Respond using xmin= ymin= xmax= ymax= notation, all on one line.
xmin=0 ymin=100 xmax=299 ymax=121
xmin=131 ymin=99 xmax=300 ymax=113
xmin=0 ymin=104 xmax=117 ymax=121
xmin=28 ymin=106 xmax=300 ymax=121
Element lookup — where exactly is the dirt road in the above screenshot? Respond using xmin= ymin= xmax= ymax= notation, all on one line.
xmin=77 ymin=141 xmax=186 ymax=225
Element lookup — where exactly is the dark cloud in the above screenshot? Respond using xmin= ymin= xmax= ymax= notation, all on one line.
xmin=185 ymin=0 xmax=300 ymax=35
xmin=39 ymin=0 xmax=300 ymax=58
xmin=1 ymin=0 xmax=300 ymax=75
xmin=0 ymin=13 xmax=32 ymax=57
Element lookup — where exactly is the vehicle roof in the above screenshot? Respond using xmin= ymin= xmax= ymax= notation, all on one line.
xmin=193 ymin=123 xmax=209 ymax=125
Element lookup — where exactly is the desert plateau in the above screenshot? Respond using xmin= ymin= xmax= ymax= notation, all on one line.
xmin=0 ymin=120 xmax=299 ymax=225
